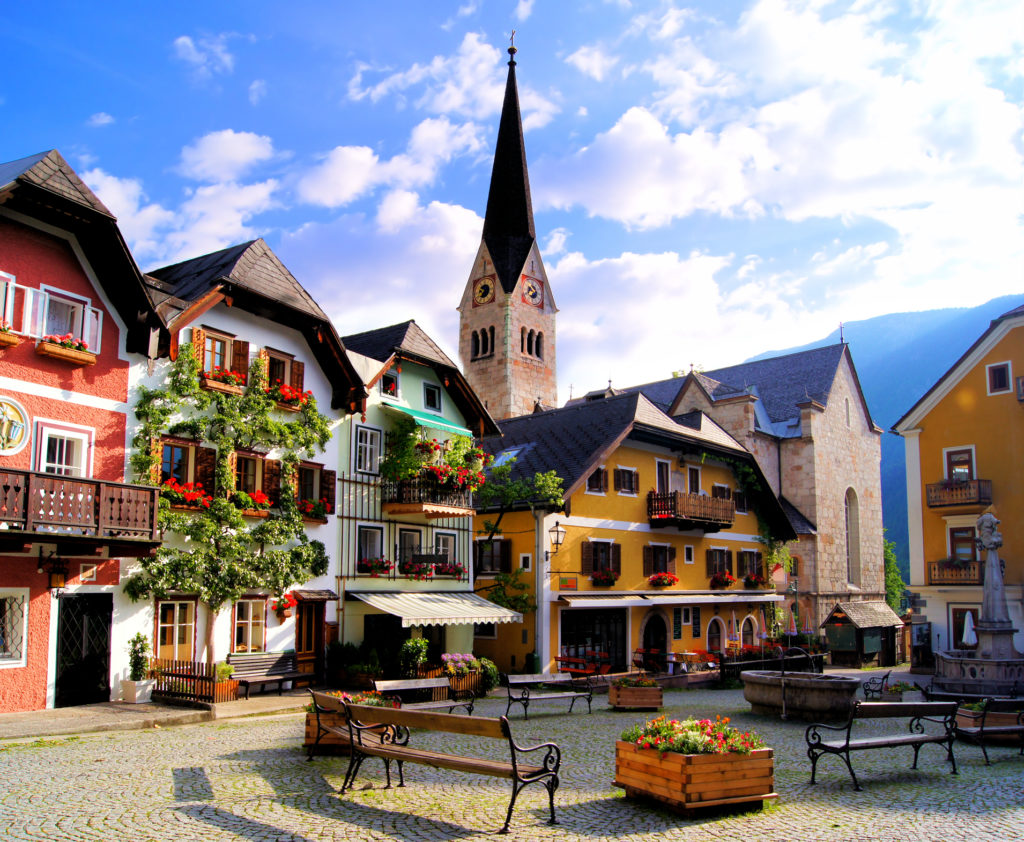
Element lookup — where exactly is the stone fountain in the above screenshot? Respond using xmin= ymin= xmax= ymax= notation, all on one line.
xmin=933 ymin=513 xmax=1024 ymax=697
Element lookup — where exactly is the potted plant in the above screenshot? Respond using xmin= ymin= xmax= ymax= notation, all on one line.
xmin=399 ymin=558 xmax=433 ymax=580
xmin=433 ymin=561 xmax=466 ymax=578
xmin=710 ymin=570 xmax=737 ymax=589
xmin=36 ymin=332 xmax=96 ymax=365
xmin=591 ymin=569 xmax=619 ymax=587
xmin=271 ymin=592 xmax=298 ymax=619
xmin=0 ymin=320 xmax=20 ymax=349
xmin=881 ymin=680 xmax=914 ymax=702
xmin=356 ymin=557 xmax=392 ymax=577
xmin=121 ymin=632 xmax=155 ymax=704
xmin=614 ymin=715 xmax=774 ymax=813
xmin=213 ymin=661 xmax=239 ymax=702
xmin=265 ymin=380 xmax=311 ymax=410
xmin=298 ymin=497 xmax=331 ymax=521
xmin=743 ymin=572 xmax=768 ymax=589
xmin=609 ymin=675 xmax=662 ymax=710
xmin=648 ymin=571 xmax=679 ymax=587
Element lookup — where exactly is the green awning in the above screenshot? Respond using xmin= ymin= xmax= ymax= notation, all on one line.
xmin=382 ymin=404 xmax=472 ymax=437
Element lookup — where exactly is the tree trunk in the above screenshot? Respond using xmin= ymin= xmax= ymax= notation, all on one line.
xmin=203 ymin=605 xmax=217 ymax=664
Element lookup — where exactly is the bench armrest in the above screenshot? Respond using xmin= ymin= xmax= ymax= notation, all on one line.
xmin=805 ymin=719 xmax=852 ymax=747
xmin=508 ymin=736 xmax=561 ymax=778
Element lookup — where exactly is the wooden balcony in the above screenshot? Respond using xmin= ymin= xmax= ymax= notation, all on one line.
xmin=381 ymin=476 xmax=474 ymax=519
xmin=927 ymin=559 xmax=984 ymax=586
xmin=647 ymin=490 xmax=735 ymax=533
xmin=926 ymin=479 xmax=992 ymax=508
xmin=0 ymin=469 xmax=160 ymax=556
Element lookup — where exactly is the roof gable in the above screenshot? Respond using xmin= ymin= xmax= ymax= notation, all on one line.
xmin=342 ymin=320 xmax=458 ymax=369
xmin=0 ymin=150 xmax=113 ymax=218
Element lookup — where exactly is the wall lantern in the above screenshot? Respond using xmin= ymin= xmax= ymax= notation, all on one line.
xmin=546 ymin=521 xmax=566 ymax=559
xmin=40 ymin=549 xmax=68 ymax=596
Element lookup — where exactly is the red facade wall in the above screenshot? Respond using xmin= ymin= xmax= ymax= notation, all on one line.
xmin=0 ymin=562 xmax=52 ymax=713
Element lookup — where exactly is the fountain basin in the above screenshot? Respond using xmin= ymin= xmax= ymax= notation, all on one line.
xmin=741 ymin=670 xmax=861 ymax=720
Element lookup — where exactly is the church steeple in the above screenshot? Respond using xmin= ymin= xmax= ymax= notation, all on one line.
xmin=458 ymin=43 xmax=557 ymax=420
xmin=482 ymin=44 xmax=537 ymax=296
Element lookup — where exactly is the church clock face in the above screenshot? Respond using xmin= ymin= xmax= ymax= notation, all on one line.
xmin=473 ymin=275 xmax=496 ymax=306
xmin=521 ymin=275 xmax=543 ymax=307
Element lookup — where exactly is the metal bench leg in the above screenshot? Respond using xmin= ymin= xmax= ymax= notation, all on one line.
xmin=911 ymin=744 xmax=921 ymax=769
xmin=545 ymin=775 xmax=559 ymax=825
xmin=842 ymin=750 xmax=861 ymax=791
xmin=980 ymin=739 xmax=991 ymax=766
xmin=807 ymin=747 xmax=820 ymax=784
xmin=340 ymin=754 xmax=364 ymax=793
xmin=947 ymin=740 xmax=958 ymax=774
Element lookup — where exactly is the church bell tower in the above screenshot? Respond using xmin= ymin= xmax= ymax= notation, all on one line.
xmin=457 ymin=44 xmax=557 ymax=420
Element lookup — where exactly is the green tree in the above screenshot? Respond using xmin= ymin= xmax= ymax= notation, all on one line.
xmin=474 ymin=458 xmax=564 ymax=539
xmin=124 ymin=344 xmax=332 ymax=662
xmin=884 ymin=536 xmax=906 ymax=614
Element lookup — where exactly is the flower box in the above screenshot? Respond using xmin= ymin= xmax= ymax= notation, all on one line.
xmin=956 ymin=708 xmax=1023 ymax=745
xmin=609 ymin=685 xmax=663 ymax=710
xmin=35 ymin=340 xmax=97 ymax=366
xmin=199 ymin=376 xmax=244 ymax=396
xmin=304 ymin=712 xmax=353 ymax=755
xmin=239 ymin=509 xmax=270 ymax=518
xmin=302 ymin=515 xmax=329 ymax=525
xmin=614 ymin=742 xmax=776 ymax=813
xmin=0 ymin=332 xmax=21 ymax=349
xmin=213 ymin=679 xmax=239 ymax=703
xmin=881 ymin=690 xmax=904 ymax=702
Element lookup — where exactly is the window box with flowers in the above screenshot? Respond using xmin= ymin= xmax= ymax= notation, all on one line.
xmin=415 ymin=438 xmax=445 ymax=465
xmin=648 ymin=572 xmax=679 ymax=588
xmin=298 ymin=497 xmax=332 ymax=522
xmin=200 ymin=367 xmax=245 ymax=395
xmin=160 ymin=478 xmax=213 ymax=510
xmin=0 ymin=320 xmax=20 ymax=349
xmin=266 ymin=380 xmax=312 ymax=412
xmin=743 ymin=572 xmax=768 ymax=589
xmin=591 ymin=569 xmax=619 ymax=587
xmin=433 ymin=561 xmax=466 ymax=578
xmin=271 ymin=592 xmax=297 ymax=619
xmin=710 ymin=570 xmax=737 ymax=590
xmin=399 ymin=559 xmax=434 ymax=580
xmin=356 ymin=558 xmax=392 ymax=577
xmin=231 ymin=489 xmax=271 ymax=517
xmin=36 ymin=334 xmax=96 ymax=366
xmin=614 ymin=715 xmax=774 ymax=812
xmin=609 ymin=675 xmax=663 ymax=710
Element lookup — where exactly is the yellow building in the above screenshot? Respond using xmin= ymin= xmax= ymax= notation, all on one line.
xmin=471 ymin=392 xmax=795 ymax=673
xmin=894 ymin=304 xmax=1024 ymax=657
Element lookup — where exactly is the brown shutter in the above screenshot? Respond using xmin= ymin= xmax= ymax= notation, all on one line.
xmin=500 ymin=539 xmax=512 ymax=573
xmin=611 ymin=543 xmax=621 ymax=576
xmin=755 ymin=551 xmax=763 ymax=577
xmin=706 ymin=548 xmax=714 ymax=577
xmin=601 ymin=469 xmax=609 ymax=492
xmin=320 ymin=469 xmax=336 ymax=515
xmin=643 ymin=546 xmax=654 ymax=577
xmin=232 ymin=340 xmax=250 ymax=384
xmin=473 ymin=541 xmax=481 ymax=576
xmin=290 ymin=360 xmax=305 ymax=392
xmin=191 ymin=327 xmax=207 ymax=371
xmin=726 ymin=550 xmax=734 ymax=576
xmin=668 ymin=546 xmax=677 ymax=574
xmin=629 ymin=470 xmax=638 ymax=494
xmin=150 ymin=437 xmax=163 ymax=483
xmin=581 ymin=541 xmax=594 ymax=576
xmin=263 ymin=459 xmax=281 ymax=505
xmin=257 ymin=348 xmax=270 ymax=383
xmin=692 ymin=607 xmax=701 ymax=636
xmin=196 ymin=446 xmax=217 ymax=495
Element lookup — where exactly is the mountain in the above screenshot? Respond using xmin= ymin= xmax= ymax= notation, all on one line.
xmin=750 ymin=294 xmax=1024 ymax=578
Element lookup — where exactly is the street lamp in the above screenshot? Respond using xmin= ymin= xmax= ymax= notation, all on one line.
xmin=546 ymin=521 xmax=566 ymax=560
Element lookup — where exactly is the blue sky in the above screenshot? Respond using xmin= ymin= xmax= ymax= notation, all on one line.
xmin=3 ymin=1 xmax=1020 ymax=401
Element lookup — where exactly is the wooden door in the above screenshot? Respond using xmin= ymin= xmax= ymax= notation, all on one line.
xmin=294 ymin=600 xmax=324 ymax=679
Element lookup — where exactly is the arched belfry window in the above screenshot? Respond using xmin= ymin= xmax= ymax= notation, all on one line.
xmin=488 ymin=326 xmax=495 ymax=355
xmin=536 ymin=332 xmax=544 ymax=360
xmin=471 ymin=331 xmax=480 ymax=359
xmin=845 ymin=487 xmax=861 ymax=585
xmin=527 ymin=329 xmax=534 ymax=356
xmin=521 ymin=327 xmax=526 ymax=353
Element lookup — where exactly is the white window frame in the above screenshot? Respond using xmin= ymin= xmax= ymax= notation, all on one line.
xmin=380 ymin=369 xmax=400 ymax=400
xmin=357 ymin=523 xmax=385 ymax=567
xmin=655 ymin=459 xmax=671 ymax=494
xmin=34 ymin=420 xmax=94 ymax=478
xmin=474 ymin=622 xmax=497 ymax=639
xmin=354 ymin=424 xmax=383 ymax=475
xmin=201 ymin=329 xmax=234 ymax=374
xmin=615 ymin=465 xmax=639 ymax=496
xmin=0 ymin=588 xmax=29 ymax=668
xmin=423 ymin=382 xmax=443 ymax=413
xmin=0 ymin=271 xmax=17 ymax=328
xmin=986 ymin=361 xmax=1013 ymax=396
xmin=942 ymin=445 xmax=977 ymax=481
xmin=585 ymin=466 xmax=607 ymax=496
xmin=398 ymin=527 xmax=423 ymax=564
xmin=520 ymin=552 xmax=532 ymax=572
xmin=157 ymin=599 xmax=196 ymax=661
xmin=233 ymin=598 xmax=267 ymax=653
xmin=734 ymin=489 xmax=748 ymax=514
xmin=686 ymin=465 xmax=702 ymax=495
xmin=684 ymin=545 xmax=695 ymax=565
xmin=434 ymin=530 xmax=458 ymax=561
xmin=23 ymin=283 xmax=103 ymax=353
xmin=711 ymin=483 xmax=732 ymax=500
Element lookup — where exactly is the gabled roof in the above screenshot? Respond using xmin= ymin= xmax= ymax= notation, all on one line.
xmin=481 ymin=47 xmax=536 ymax=296
xmin=0 ymin=150 xmax=160 ymax=355
xmin=146 ymin=239 xmax=363 ymax=411
xmin=893 ymin=305 xmax=1024 ymax=432
xmin=822 ymin=600 xmax=903 ymax=629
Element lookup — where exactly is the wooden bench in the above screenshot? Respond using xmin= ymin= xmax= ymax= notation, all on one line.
xmin=227 ymin=651 xmax=314 ymax=699
xmin=955 ymin=698 xmax=1024 ymax=765
xmin=308 ymin=691 xmax=560 ymax=834
xmin=806 ymin=700 xmax=958 ymax=790
xmin=501 ymin=672 xmax=593 ymax=719
xmin=860 ymin=670 xmax=892 ymax=699
xmin=373 ymin=677 xmax=474 ymax=715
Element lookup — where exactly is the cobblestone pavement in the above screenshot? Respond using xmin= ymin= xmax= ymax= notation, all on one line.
xmin=2 ymin=687 xmax=1021 ymax=842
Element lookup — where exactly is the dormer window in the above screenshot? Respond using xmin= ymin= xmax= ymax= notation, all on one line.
xmin=424 ymin=383 xmax=442 ymax=412
xmin=381 ymin=370 xmax=399 ymax=398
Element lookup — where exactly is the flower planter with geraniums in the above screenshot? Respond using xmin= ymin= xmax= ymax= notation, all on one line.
xmin=160 ymin=478 xmax=213 ymax=510
xmin=298 ymin=497 xmax=331 ymax=522
xmin=433 ymin=561 xmax=466 ymax=578
xmin=36 ymin=334 xmax=96 ymax=365
xmin=399 ymin=559 xmax=433 ymax=580
xmin=0 ymin=322 xmax=20 ymax=349
xmin=231 ymin=489 xmax=271 ymax=517
xmin=271 ymin=592 xmax=298 ymax=619
xmin=356 ymin=557 xmax=392 ymax=577
xmin=710 ymin=570 xmax=737 ymax=590
xmin=591 ymin=569 xmax=619 ymax=587
xmin=743 ymin=572 xmax=768 ymax=589
xmin=648 ymin=572 xmax=679 ymax=588
xmin=265 ymin=380 xmax=312 ymax=412
xmin=614 ymin=715 xmax=775 ymax=814
xmin=200 ymin=367 xmax=245 ymax=394
xmin=609 ymin=675 xmax=662 ymax=710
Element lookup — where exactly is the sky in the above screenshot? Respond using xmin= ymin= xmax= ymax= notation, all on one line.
xmin=3 ymin=0 xmax=1021 ymax=402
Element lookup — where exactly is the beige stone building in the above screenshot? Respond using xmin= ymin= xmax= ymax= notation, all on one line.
xmin=592 ymin=345 xmax=885 ymax=631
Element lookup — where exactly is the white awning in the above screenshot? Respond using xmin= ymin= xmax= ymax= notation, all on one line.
xmin=559 ymin=594 xmax=652 ymax=609
xmin=645 ymin=593 xmax=783 ymax=605
xmin=351 ymin=591 xmax=522 ymax=628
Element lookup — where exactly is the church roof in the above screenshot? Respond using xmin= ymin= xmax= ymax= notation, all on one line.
xmin=481 ymin=47 xmax=536 ymax=296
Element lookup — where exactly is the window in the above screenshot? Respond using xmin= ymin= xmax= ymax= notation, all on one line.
xmin=268 ymin=354 xmax=288 ymax=387
xmin=157 ymin=600 xmax=196 ymax=660
xmin=845 ymin=487 xmax=861 ymax=584
xmin=492 ymin=447 xmax=521 ymax=467
xmin=474 ymin=622 xmax=497 ymax=639
xmin=581 ymin=540 xmax=621 ymax=576
xmin=25 ymin=286 xmax=103 ymax=352
xmin=157 ymin=439 xmax=221 ymax=500
xmin=688 ymin=467 xmax=701 ymax=494
xmin=205 ymin=334 xmax=228 ymax=372
xmin=380 ymin=370 xmax=399 ymax=398
xmin=161 ymin=443 xmax=189 ymax=484
xmin=398 ymin=528 xmax=421 ymax=564
xmin=192 ymin=327 xmax=248 ymax=384
xmin=987 ymin=362 xmax=1011 ymax=395
xmin=739 ymin=550 xmax=763 ymax=578
xmin=434 ymin=531 xmax=457 ymax=561
xmin=692 ymin=606 xmax=701 ymax=637
xmin=234 ymin=599 xmax=266 ymax=653
xmin=711 ymin=484 xmax=732 ymax=500
xmin=586 ymin=467 xmax=608 ymax=494
xmin=952 ymin=607 xmax=980 ymax=650
xmin=235 ymin=455 xmax=257 ymax=494
xmin=423 ymin=383 xmax=442 ymax=412
xmin=945 ymin=448 xmax=975 ymax=482
xmin=949 ymin=527 xmax=977 ymax=563
xmin=655 ymin=460 xmax=670 ymax=494
xmin=613 ymin=468 xmax=639 ymax=495
xmin=36 ymin=423 xmax=92 ymax=477
xmin=734 ymin=490 xmax=748 ymax=514
xmin=297 ymin=466 xmax=316 ymax=502
xmin=0 ymin=591 xmax=27 ymax=666
xmin=475 ymin=539 xmax=511 ymax=575
xmin=355 ymin=426 xmax=382 ymax=474
xmin=357 ymin=525 xmax=384 ymax=562
xmin=845 ymin=397 xmax=851 ymax=428
xmin=684 ymin=545 xmax=694 ymax=565
xmin=520 ymin=553 xmax=532 ymax=572
xmin=643 ymin=544 xmax=675 ymax=575
xmin=705 ymin=548 xmax=732 ymax=576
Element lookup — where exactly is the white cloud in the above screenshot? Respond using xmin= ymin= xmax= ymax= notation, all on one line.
xmin=82 ymin=169 xmax=176 ymax=262
xmin=86 ymin=112 xmax=114 ymax=127
xmin=172 ymin=34 xmax=236 ymax=78
xmin=565 ymin=45 xmax=618 ymax=81
xmin=178 ymin=130 xmax=275 ymax=183
xmin=165 ymin=180 xmax=278 ymax=262
xmin=514 ymin=0 xmax=535 ymax=21
xmin=248 ymin=79 xmax=267 ymax=105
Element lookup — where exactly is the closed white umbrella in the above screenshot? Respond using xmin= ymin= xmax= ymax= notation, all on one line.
xmin=962 ymin=612 xmax=978 ymax=647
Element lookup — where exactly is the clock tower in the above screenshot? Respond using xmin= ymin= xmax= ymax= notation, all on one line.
xmin=457 ymin=45 xmax=557 ymax=420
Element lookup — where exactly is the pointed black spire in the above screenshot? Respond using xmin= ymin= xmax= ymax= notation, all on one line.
xmin=482 ymin=43 xmax=536 ymax=295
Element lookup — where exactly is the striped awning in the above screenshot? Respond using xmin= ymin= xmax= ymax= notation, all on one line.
xmin=559 ymin=594 xmax=652 ymax=609
xmin=351 ymin=591 xmax=522 ymax=628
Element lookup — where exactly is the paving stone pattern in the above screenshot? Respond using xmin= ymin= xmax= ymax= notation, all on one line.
xmin=2 ymin=688 xmax=1021 ymax=841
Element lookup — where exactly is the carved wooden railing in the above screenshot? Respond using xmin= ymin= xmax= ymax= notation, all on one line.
xmin=925 ymin=479 xmax=993 ymax=508
xmin=0 ymin=469 xmax=159 ymax=540
xmin=647 ymin=491 xmax=735 ymax=527
xmin=927 ymin=559 xmax=984 ymax=586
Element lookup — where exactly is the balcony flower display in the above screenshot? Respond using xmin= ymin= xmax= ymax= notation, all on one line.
xmin=709 ymin=570 xmax=737 ymax=590
xmin=265 ymin=380 xmax=312 ymax=407
xmin=433 ymin=561 xmax=466 ymax=578
xmin=415 ymin=438 xmax=444 ymax=461
xmin=399 ymin=559 xmax=433 ymax=580
xmin=648 ymin=572 xmax=679 ymax=587
xmin=591 ymin=569 xmax=619 ymax=586
xmin=160 ymin=477 xmax=213 ymax=508
xmin=41 ymin=332 xmax=90 ymax=352
xmin=356 ymin=557 xmax=392 ymax=577
xmin=270 ymin=592 xmax=298 ymax=617
xmin=743 ymin=572 xmax=768 ymax=589
xmin=441 ymin=652 xmax=481 ymax=677
xmin=298 ymin=497 xmax=332 ymax=519
xmin=205 ymin=367 xmax=245 ymax=386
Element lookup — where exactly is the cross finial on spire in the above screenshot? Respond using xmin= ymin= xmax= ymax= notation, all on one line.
xmin=839 ymin=321 xmax=845 ymax=343
xmin=508 ymin=30 xmax=517 ymax=61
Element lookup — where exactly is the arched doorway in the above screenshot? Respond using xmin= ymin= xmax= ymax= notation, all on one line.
xmin=707 ymin=617 xmax=725 ymax=653
xmin=742 ymin=616 xmax=755 ymax=647
xmin=642 ymin=612 xmax=667 ymax=653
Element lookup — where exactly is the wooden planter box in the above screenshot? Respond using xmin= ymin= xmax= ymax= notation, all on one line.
xmin=275 ymin=401 xmax=303 ymax=413
xmin=613 ymin=741 xmax=776 ymax=814
xmin=0 ymin=332 xmax=21 ymax=349
xmin=609 ymin=685 xmax=663 ymax=710
xmin=304 ymin=712 xmax=353 ymax=756
xmin=35 ymin=340 xmax=96 ymax=366
xmin=213 ymin=679 xmax=239 ymax=702
xmin=199 ymin=376 xmax=244 ymax=395
xmin=957 ymin=708 xmax=1022 ymax=745
xmin=881 ymin=690 xmax=904 ymax=702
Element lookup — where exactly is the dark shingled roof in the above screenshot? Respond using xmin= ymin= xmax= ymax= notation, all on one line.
xmin=0 ymin=150 xmax=114 ymax=218
xmin=342 ymin=320 xmax=458 ymax=369
xmin=481 ymin=48 xmax=536 ymax=295
xmin=780 ymin=497 xmax=816 ymax=535
xmin=147 ymin=239 xmax=327 ymax=321
xmin=823 ymin=601 xmax=903 ymax=629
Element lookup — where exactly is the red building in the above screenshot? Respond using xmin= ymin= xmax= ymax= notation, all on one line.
xmin=0 ymin=151 xmax=162 ymax=711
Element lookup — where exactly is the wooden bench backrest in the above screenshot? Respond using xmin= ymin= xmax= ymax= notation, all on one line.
xmin=374 ymin=678 xmax=449 ymax=693
xmin=982 ymin=699 xmax=1024 ymax=715
xmin=345 ymin=702 xmax=508 ymax=740
xmin=310 ymin=690 xmax=352 ymax=716
xmin=855 ymin=700 xmax=957 ymax=719
xmin=503 ymin=672 xmax=571 ymax=686
xmin=228 ymin=652 xmax=296 ymax=675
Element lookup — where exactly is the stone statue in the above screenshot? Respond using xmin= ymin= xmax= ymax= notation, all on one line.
xmin=976 ymin=512 xmax=1002 ymax=551
xmin=976 ymin=512 xmax=1012 ymax=634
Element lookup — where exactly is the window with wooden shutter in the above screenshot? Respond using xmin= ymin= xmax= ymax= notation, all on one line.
xmin=643 ymin=545 xmax=653 ymax=577
xmin=191 ymin=327 xmax=206 ymax=365
xmin=320 ymin=469 xmax=336 ymax=515
xmin=149 ymin=437 xmax=164 ymax=483
xmin=231 ymin=339 xmax=250 ymax=384
xmin=667 ymin=546 xmax=677 ymax=574
xmin=706 ymin=548 xmax=732 ymax=576
xmin=263 ymin=459 xmax=282 ymax=505
xmin=614 ymin=469 xmax=638 ymax=494
xmin=586 ymin=467 xmax=607 ymax=493
xmin=611 ymin=543 xmax=621 ymax=576
xmin=581 ymin=541 xmax=594 ymax=575
xmin=475 ymin=539 xmax=511 ymax=575
xmin=290 ymin=360 xmax=305 ymax=392
xmin=712 ymin=485 xmax=731 ymax=500
xmin=195 ymin=446 xmax=217 ymax=496
xmin=734 ymin=490 xmax=748 ymax=513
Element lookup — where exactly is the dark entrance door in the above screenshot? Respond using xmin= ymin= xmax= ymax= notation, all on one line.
xmin=295 ymin=600 xmax=325 ymax=681
xmin=642 ymin=614 xmax=667 ymax=652
xmin=560 ymin=608 xmax=627 ymax=671
xmin=55 ymin=593 xmax=112 ymax=708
